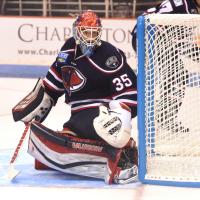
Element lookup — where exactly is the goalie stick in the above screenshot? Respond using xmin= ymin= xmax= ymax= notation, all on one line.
xmin=6 ymin=123 xmax=30 ymax=180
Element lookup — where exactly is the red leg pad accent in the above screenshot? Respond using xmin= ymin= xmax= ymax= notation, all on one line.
xmin=35 ymin=159 xmax=52 ymax=170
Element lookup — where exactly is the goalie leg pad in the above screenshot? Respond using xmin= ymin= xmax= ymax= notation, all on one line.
xmin=28 ymin=122 xmax=123 ymax=181
xmin=12 ymin=79 xmax=54 ymax=123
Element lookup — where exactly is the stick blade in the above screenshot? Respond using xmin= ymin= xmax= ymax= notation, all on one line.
xmin=6 ymin=165 xmax=20 ymax=180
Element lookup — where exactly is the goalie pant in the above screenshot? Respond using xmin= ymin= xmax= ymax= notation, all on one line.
xmin=28 ymin=122 xmax=138 ymax=184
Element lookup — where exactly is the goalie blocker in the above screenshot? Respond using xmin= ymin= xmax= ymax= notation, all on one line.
xmin=29 ymin=122 xmax=138 ymax=184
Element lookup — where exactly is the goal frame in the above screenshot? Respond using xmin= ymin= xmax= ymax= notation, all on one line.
xmin=137 ymin=14 xmax=200 ymax=187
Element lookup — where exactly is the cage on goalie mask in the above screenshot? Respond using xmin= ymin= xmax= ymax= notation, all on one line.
xmin=73 ymin=10 xmax=102 ymax=57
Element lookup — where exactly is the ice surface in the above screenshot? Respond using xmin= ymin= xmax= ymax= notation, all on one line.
xmin=1 ymin=70 xmax=200 ymax=200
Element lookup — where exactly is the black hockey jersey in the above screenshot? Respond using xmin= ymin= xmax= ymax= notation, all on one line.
xmin=131 ymin=0 xmax=199 ymax=51
xmin=144 ymin=0 xmax=199 ymax=14
xmin=43 ymin=38 xmax=137 ymax=118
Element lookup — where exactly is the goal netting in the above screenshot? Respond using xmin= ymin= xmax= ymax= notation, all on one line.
xmin=137 ymin=14 xmax=200 ymax=186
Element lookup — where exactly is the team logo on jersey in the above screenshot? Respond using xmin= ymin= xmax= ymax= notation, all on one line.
xmin=105 ymin=56 xmax=119 ymax=69
xmin=57 ymin=52 xmax=69 ymax=64
xmin=61 ymin=66 xmax=86 ymax=94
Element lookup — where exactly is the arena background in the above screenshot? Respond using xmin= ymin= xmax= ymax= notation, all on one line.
xmin=0 ymin=16 xmax=136 ymax=68
xmin=1 ymin=1 xmax=200 ymax=200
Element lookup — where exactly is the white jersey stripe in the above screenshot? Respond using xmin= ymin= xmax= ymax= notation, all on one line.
xmin=61 ymin=49 xmax=75 ymax=53
xmin=113 ymin=91 xmax=137 ymax=99
xmin=49 ymin=68 xmax=63 ymax=83
xmin=69 ymin=98 xmax=111 ymax=105
xmin=116 ymin=99 xmax=137 ymax=105
xmin=184 ymin=0 xmax=189 ymax=13
xmin=87 ymin=49 xmax=124 ymax=73
xmin=70 ymin=100 xmax=137 ymax=112
xmin=71 ymin=103 xmax=103 ymax=111
xmin=43 ymin=78 xmax=65 ymax=92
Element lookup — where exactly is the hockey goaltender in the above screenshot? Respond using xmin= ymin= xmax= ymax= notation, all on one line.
xmin=12 ymin=10 xmax=138 ymax=184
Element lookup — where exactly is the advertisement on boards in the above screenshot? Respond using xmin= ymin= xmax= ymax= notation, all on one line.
xmin=0 ymin=17 xmax=136 ymax=69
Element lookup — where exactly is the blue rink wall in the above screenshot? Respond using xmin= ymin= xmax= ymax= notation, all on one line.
xmin=0 ymin=64 xmax=49 ymax=78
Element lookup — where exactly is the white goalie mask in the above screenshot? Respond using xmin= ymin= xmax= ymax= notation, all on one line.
xmin=73 ymin=10 xmax=102 ymax=57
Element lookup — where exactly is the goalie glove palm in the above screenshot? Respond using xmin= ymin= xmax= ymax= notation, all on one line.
xmin=93 ymin=101 xmax=131 ymax=148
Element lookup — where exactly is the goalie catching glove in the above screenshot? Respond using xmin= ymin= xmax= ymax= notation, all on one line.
xmin=12 ymin=79 xmax=54 ymax=123
xmin=93 ymin=100 xmax=132 ymax=148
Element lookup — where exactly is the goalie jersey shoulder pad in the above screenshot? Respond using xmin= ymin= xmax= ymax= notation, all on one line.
xmin=89 ymin=40 xmax=125 ymax=73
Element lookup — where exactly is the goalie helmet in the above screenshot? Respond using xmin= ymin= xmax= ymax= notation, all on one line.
xmin=73 ymin=10 xmax=102 ymax=57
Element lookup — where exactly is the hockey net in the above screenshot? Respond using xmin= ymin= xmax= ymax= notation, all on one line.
xmin=137 ymin=14 xmax=200 ymax=185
